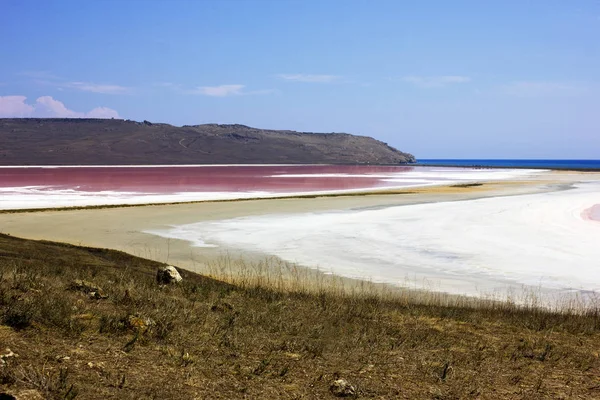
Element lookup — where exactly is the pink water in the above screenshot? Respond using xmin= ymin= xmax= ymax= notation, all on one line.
xmin=0 ymin=165 xmax=538 ymax=210
xmin=0 ymin=165 xmax=422 ymax=193
xmin=583 ymin=204 xmax=600 ymax=222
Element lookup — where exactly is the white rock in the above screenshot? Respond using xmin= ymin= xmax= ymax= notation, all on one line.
xmin=330 ymin=378 xmax=356 ymax=397
xmin=1 ymin=348 xmax=18 ymax=359
xmin=156 ymin=265 xmax=182 ymax=284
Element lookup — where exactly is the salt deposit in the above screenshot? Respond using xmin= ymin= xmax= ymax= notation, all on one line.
xmin=147 ymin=182 xmax=600 ymax=298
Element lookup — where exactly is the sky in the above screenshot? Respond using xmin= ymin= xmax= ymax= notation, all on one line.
xmin=1 ymin=0 xmax=599 ymax=159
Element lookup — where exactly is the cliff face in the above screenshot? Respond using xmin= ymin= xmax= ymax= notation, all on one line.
xmin=0 ymin=118 xmax=415 ymax=165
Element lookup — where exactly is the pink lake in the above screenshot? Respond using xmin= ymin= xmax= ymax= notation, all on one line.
xmin=0 ymin=165 xmax=537 ymax=209
xmin=0 ymin=165 xmax=418 ymax=193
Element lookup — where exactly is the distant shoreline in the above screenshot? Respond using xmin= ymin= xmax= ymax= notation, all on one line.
xmin=418 ymin=163 xmax=600 ymax=172
xmin=1 ymin=161 xmax=598 ymax=171
xmin=416 ymin=159 xmax=600 ymax=171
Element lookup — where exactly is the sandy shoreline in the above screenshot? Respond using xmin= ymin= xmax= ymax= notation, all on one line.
xmin=1 ymin=170 xmax=599 ymax=303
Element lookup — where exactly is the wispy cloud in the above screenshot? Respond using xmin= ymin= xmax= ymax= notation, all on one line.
xmin=502 ymin=81 xmax=586 ymax=97
xmin=186 ymin=84 xmax=275 ymax=97
xmin=277 ymin=74 xmax=340 ymax=83
xmin=65 ymin=82 xmax=131 ymax=94
xmin=153 ymin=82 xmax=182 ymax=89
xmin=0 ymin=95 xmax=119 ymax=118
xmin=190 ymin=84 xmax=245 ymax=97
xmin=21 ymin=71 xmax=131 ymax=95
xmin=19 ymin=70 xmax=62 ymax=80
xmin=402 ymin=75 xmax=471 ymax=88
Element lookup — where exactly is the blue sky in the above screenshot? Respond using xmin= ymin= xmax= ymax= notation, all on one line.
xmin=1 ymin=0 xmax=599 ymax=158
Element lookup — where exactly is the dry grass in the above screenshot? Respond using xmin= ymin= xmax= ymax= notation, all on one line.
xmin=1 ymin=233 xmax=599 ymax=399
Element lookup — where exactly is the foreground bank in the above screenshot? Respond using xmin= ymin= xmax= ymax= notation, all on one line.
xmin=1 ymin=233 xmax=599 ymax=399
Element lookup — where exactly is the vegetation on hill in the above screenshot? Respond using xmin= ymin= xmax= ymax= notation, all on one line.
xmin=0 ymin=233 xmax=599 ymax=399
xmin=0 ymin=119 xmax=415 ymax=165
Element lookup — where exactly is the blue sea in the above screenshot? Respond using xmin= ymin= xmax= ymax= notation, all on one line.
xmin=416 ymin=159 xmax=600 ymax=170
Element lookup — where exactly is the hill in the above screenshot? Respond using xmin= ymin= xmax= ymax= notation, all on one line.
xmin=0 ymin=118 xmax=415 ymax=165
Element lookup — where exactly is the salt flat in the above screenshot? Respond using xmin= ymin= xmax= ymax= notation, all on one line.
xmin=148 ymin=180 xmax=600 ymax=299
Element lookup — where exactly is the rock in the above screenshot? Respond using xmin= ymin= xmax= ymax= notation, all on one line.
xmin=330 ymin=379 xmax=356 ymax=397
xmin=71 ymin=313 xmax=94 ymax=320
xmin=156 ymin=266 xmax=182 ymax=284
xmin=0 ymin=390 xmax=43 ymax=400
xmin=284 ymin=352 xmax=302 ymax=360
xmin=87 ymin=361 xmax=105 ymax=370
xmin=88 ymin=291 xmax=108 ymax=300
xmin=70 ymin=280 xmax=108 ymax=299
xmin=126 ymin=315 xmax=155 ymax=333
xmin=1 ymin=348 xmax=19 ymax=365
xmin=359 ymin=364 xmax=375 ymax=374
xmin=1 ymin=348 xmax=18 ymax=359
